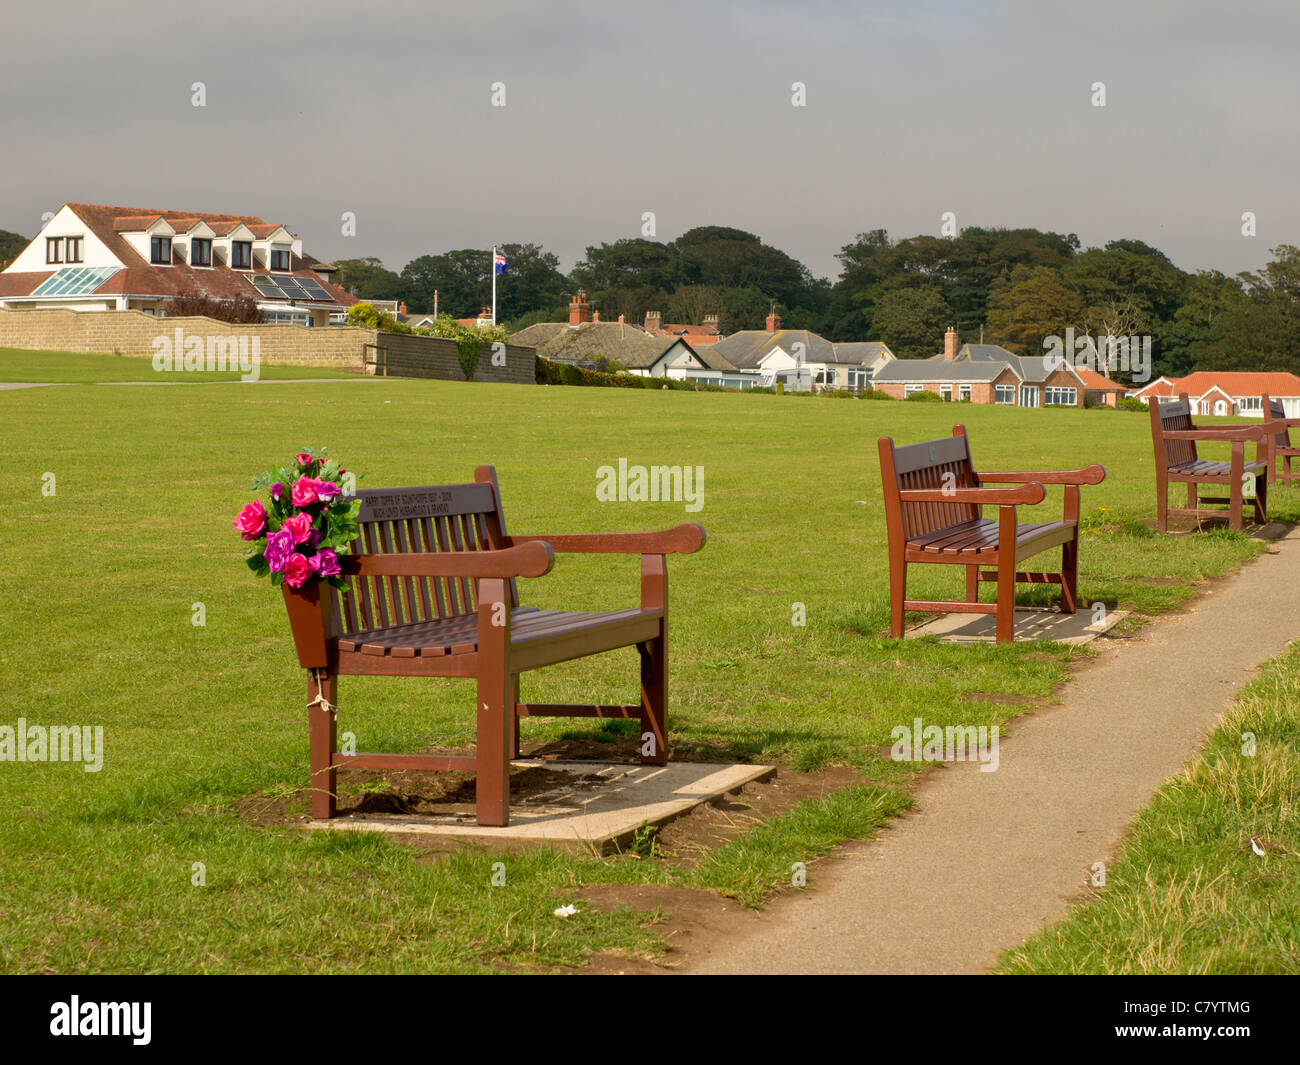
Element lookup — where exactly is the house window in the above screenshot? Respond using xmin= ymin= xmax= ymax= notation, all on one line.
xmin=848 ymin=367 xmax=871 ymax=390
xmin=1200 ymin=401 xmax=1211 ymax=416
xmin=958 ymin=385 xmax=972 ymax=402
xmin=270 ymin=247 xmax=292 ymax=272
xmin=904 ymin=384 xmax=925 ymax=397
xmin=1045 ymin=386 xmax=1077 ymax=406
xmin=231 ymin=241 xmax=252 ymax=269
xmin=940 ymin=384 xmax=953 ymax=401
xmin=1238 ymin=396 xmax=1262 ymax=413
xmin=46 ymin=237 xmax=63 ymax=264
xmin=151 ymin=237 xmax=172 ymax=264
xmin=65 ymin=237 xmax=83 ymax=263
xmin=995 ymin=384 xmax=1016 ymax=405
xmin=1021 ymin=385 xmax=1039 ymax=408
xmin=190 ymin=238 xmax=212 ymax=267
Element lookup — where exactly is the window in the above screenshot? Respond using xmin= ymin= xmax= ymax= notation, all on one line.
xmin=904 ymin=384 xmax=925 ymax=397
xmin=848 ymin=367 xmax=872 ymax=390
xmin=270 ymin=247 xmax=292 ymax=272
xmin=1021 ymin=385 xmax=1039 ymax=408
xmin=995 ymin=384 xmax=1016 ymax=405
xmin=1238 ymin=395 xmax=1262 ymax=413
xmin=1200 ymin=401 xmax=1211 ymax=415
xmin=1045 ymin=386 xmax=1077 ymax=406
xmin=46 ymin=237 xmax=64 ymax=264
xmin=959 ymin=385 xmax=972 ymax=402
xmin=231 ymin=241 xmax=252 ymax=269
xmin=64 ymin=236 xmax=83 ymax=263
xmin=940 ymin=384 xmax=953 ymax=401
xmin=151 ymin=236 xmax=172 ymax=264
xmin=190 ymin=238 xmax=212 ymax=267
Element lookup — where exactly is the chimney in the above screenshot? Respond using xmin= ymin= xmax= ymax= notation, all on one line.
xmin=944 ymin=326 xmax=957 ymax=360
xmin=766 ymin=312 xmax=782 ymax=333
xmin=569 ymin=291 xmax=591 ymax=327
xmin=399 ymin=301 xmax=407 ymax=315
xmin=703 ymin=313 xmax=719 ymax=333
xmin=644 ymin=310 xmax=662 ymax=334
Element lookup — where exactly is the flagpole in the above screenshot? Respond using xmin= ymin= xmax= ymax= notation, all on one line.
xmin=491 ymin=245 xmax=497 ymax=326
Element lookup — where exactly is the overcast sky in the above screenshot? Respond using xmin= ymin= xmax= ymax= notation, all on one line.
xmin=3 ymin=0 xmax=1296 ymax=281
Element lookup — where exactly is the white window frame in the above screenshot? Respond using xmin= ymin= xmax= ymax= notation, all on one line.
xmin=1238 ymin=395 xmax=1261 ymax=413
xmin=1021 ymin=385 xmax=1039 ymax=408
xmin=940 ymin=384 xmax=953 ymax=401
xmin=904 ymin=383 xmax=925 ymax=397
xmin=995 ymin=384 xmax=1015 ymax=405
xmin=958 ymin=385 xmax=972 ymax=402
xmin=1045 ymin=386 xmax=1077 ymax=406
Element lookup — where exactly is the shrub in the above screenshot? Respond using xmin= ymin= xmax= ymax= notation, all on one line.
xmin=1117 ymin=396 xmax=1147 ymax=412
xmin=860 ymin=387 xmax=897 ymax=400
xmin=168 ymin=288 xmax=262 ymax=324
xmin=905 ymin=389 xmax=944 ymax=402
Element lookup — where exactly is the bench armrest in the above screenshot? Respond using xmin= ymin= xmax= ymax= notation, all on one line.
xmin=977 ymin=464 xmax=1105 ymax=486
xmin=1163 ymin=426 xmax=1269 ymax=442
xmin=341 ymin=541 xmax=556 ymax=579
xmin=898 ymin=484 xmax=1045 ymax=506
xmin=508 ymin=523 xmax=706 ymax=556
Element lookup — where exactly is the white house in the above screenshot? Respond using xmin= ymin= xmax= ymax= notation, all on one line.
xmin=1129 ymin=372 xmax=1300 ymax=418
xmin=0 ymin=203 xmax=356 ymax=326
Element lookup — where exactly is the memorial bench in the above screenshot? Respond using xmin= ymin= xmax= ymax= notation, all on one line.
xmin=1262 ymin=393 xmax=1300 ymax=487
xmin=1150 ymin=393 xmax=1273 ymax=531
xmin=877 ymin=425 xmax=1105 ymax=644
xmin=281 ymin=466 xmax=705 ymax=826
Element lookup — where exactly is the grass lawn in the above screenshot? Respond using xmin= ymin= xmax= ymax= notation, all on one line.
xmin=999 ymin=639 xmax=1300 ymax=974
xmin=0 ymin=347 xmax=356 ymax=383
xmin=1 ymin=367 xmax=1297 ymax=973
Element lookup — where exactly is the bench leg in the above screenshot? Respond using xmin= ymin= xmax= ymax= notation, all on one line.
xmin=639 ymin=630 xmax=668 ymax=766
xmin=890 ymin=556 xmax=907 ymax=638
xmin=1255 ymin=471 xmax=1268 ymax=524
xmin=1060 ymin=539 xmax=1078 ymax=614
xmin=307 ymin=671 xmax=337 ymax=820
xmin=510 ymin=677 xmax=522 ymax=760
xmin=965 ymin=564 xmax=978 ymax=603
xmin=476 ymin=577 xmax=511 ymax=827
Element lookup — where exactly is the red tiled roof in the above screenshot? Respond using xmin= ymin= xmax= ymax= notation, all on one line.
xmin=1075 ymin=368 xmax=1126 ymax=390
xmin=0 ymin=271 xmax=54 ymax=298
xmin=1169 ymin=371 xmax=1300 ymax=398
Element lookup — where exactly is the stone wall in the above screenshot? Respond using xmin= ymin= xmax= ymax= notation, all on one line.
xmin=0 ymin=308 xmax=376 ymax=369
xmin=369 ymin=332 xmax=536 ymax=385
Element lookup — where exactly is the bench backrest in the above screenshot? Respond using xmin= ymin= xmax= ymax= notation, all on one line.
xmin=1151 ymin=393 xmax=1197 ymax=467
xmin=336 ymin=466 xmax=516 ymax=635
xmin=878 ymin=425 xmax=981 ymax=542
xmin=1263 ymin=394 xmax=1293 ymax=447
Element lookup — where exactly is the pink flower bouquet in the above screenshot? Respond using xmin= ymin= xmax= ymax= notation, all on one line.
xmin=234 ymin=448 xmax=361 ymax=591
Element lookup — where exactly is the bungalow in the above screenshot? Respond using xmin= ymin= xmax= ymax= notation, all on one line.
xmin=1129 ymin=372 xmax=1300 ymax=418
xmin=707 ymin=313 xmax=895 ymax=390
xmin=873 ymin=329 xmax=1096 ymax=407
xmin=0 ymin=203 xmax=356 ymax=326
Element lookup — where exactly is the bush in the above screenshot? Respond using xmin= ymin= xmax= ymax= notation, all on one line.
xmin=860 ymin=387 xmax=897 ymax=400
xmin=1117 ymin=396 xmax=1147 ymax=412
xmin=533 ymin=357 xmax=730 ymax=392
xmin=905 ymin=389 xmax=944 ymax=402
xmin=168 ymin=288 xmax=262 ymax=324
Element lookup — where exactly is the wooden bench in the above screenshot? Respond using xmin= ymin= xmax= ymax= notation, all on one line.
xmin=878 ymin=425 xmax=1105 ymax=644
xmin=1262 ymin=393 xmax=1300 ymax=487
xmin=281 ymin=466 xmax=705 ymax=826
xmin=1150 ymin=393 xmax=1271 ymax=531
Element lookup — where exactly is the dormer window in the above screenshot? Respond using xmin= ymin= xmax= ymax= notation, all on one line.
xmin=65 ymin=236 xmax=83 ymax=263
xmin=231 ymin=241 xmax=252 ymax=270
xmin=190 ymin=238 xmax=212 ymax=267
xmin=151 ymin=236 xmax=172 ymax=265
xmin=270 ymin=246 xmax=292 ymax=272
xmin=46 ymin=237 xmax=64 ymax=264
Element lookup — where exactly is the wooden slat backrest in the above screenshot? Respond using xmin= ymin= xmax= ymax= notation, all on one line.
xmin=334 ymin=478 xmax=519 ymax=636
xmin=1264 ymin=395 xmax=1292 ymax=447
xmin=883 ymin=429 xmax=981 ymax=540
xmin=1153 ymin=395 xmax=1197 ymax=467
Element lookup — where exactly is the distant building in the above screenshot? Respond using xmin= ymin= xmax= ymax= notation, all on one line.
xmin=1130 ymin=372 xmax=1300 ymax=418
xmin=0 ymin=203 xmax=356 ymax=326
xmin=708 ymin=313 xmax=895 ymax=390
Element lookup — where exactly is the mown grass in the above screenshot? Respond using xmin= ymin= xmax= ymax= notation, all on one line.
xmin=1 ymin=359 xmax=1297 ymax=972
xmin=999 ymin=640 xmax=1300 ymax=974
xmin=0 ymin=346 xmax=356 ymax=383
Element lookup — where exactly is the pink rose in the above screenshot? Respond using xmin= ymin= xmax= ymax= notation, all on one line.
xmin=283 ymin=553 xmax=313 ymax=589
xmin=284 ymin=512 xmax=313 ymax=545
xmin=316 ymin=480 xmax=339 ymax=501
xmin=233 ymin=500 xmax=267 ymax=540
xmin=295 ymin=452 xmax=313 ymax=467
xmin=291 ymin=477 xmax=320 ymax=507
xmin=310 ymin=549 xmax=342 ymax=578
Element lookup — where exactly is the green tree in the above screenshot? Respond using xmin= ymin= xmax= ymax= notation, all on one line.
xmin=985 ymin=269 xmax=1086 ymax=354
xmin=333 ymin=257 xmax=403 ymax=302
xmin=400 ymin=243 xmax=567 ymax=321
xmin=871 ymin=288 xmax=950 ymax=358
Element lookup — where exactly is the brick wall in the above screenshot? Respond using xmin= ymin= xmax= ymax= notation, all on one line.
xmin=369 ymin=332 xmax=536 ymax=385
xmin=0 ymin=308 xmax=376 ymax=369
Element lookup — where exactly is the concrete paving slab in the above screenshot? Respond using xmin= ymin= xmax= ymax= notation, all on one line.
xmin=301 ymin=759 xmax=775 ymax=853
xmin=907 ymin=606 xmax=1129 ymax=645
